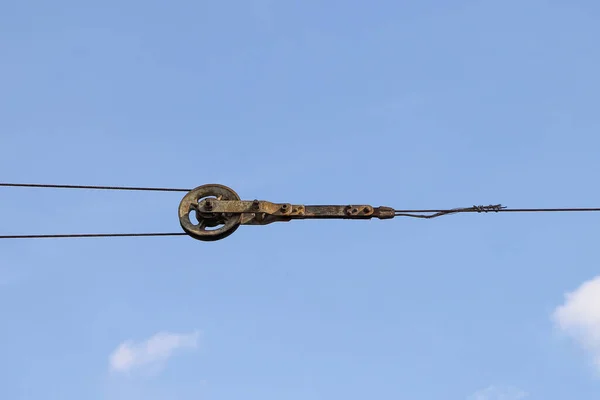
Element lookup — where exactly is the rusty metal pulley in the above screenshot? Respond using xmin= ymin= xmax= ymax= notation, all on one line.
xmin=178 ymin=184 xmax=396 ymax=242
xmin=5 ymin=181 xmax=574 ymax=242
xmin=178 ymin=184 xmax=243 ymax=241
xmin=4 ymin=181 xmax=599 ymax=242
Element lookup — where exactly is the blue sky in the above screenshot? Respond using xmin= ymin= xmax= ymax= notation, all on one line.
xmin=1 ymin=0 xmax=600 ymax=399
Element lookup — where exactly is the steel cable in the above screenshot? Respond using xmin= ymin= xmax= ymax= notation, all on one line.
xmin=0 ymin=182 xmax=191 ymax=192
xmin=2 ymin=182 xmax=600 ymax=238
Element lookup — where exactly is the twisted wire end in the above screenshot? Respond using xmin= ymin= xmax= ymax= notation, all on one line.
xmin=472 ymin=204 xmax=506 ymax=213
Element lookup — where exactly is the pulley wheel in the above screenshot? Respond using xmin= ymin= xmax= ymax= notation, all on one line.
xmin=178 ymin=184 xmax=242 ymax=241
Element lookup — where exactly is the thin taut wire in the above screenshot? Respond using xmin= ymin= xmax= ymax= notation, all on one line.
xmin=0 ymin=182 xmax=190 ymax=239
xmin=3 ymin=183 xmax=600 ymax=238
xmin=0 ymin=182 xmax=191 ymax=192
xmin=394 ymin=205 xmax=600 ymax=219
xmin=0 ymin=233 xmax=188 ymax=239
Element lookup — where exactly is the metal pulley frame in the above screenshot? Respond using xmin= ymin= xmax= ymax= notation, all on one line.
xmin=178 ymin=184 xmax=396 ymax=242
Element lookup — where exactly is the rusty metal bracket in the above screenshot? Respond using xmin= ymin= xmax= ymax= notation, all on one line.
xmin=178 ymin=184 xmax=396 ymax=241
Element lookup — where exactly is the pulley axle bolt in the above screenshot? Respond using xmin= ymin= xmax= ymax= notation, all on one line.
xmin=205 ymin=200 xmax=213 ymax=211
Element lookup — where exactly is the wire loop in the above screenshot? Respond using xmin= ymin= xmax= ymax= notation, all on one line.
xmin=2 ymin=182 xmax=600 ymax=239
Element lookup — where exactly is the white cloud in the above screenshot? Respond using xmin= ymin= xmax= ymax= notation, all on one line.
xmin=553 ymin=275 xmax=600 ymax=371
xmin=468 ymin=386 xmax=528 ymax=400
xmin=109 ymin=330 xmax=200 ymax=374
